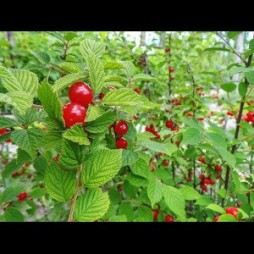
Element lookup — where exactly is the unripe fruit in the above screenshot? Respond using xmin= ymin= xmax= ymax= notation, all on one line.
xmin=163 ymin=160 xmax=170 ymax=166
xmin=116 ymin=137 xmax=128 ymax=149
xmin=68 ymin=82 xmax=93 ymax=107
xmin=153 ymin=209 xmax=159 ymax=220
xmin=63 ymin=102 xmax=87 ymax=128
xmin=114 ymin=121 xmax=129 ymax=136
xmin=17 ymin=192 xmax=28 ymax=201
xmin=168 ymin=67 xmax=174 ymax=73
xmin=226 ymin=207 xmax=238 ymax=218
xmin=164 ymin=215 xmax=174 ymax=222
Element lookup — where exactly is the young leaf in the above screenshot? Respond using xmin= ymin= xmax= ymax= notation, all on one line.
xmin=63 ymin=125 xmax=90 ymax=145
xmin=82 ymin=149 xmax=122 ymax=188
xmin=80 ymin=39 xmax=105 ymax=59
xmin=220 ymin=82 xmax=237 ymax=93
xmin=60 ymin=62 xmax=82 ymax=73
xmin=147 ymin=179 xmax=162 ymax=207
xmin=86 ymin=105 xmax=106 ymax=122
xmin=206 ymin=204 xmax=225 ymax=214
xmin=45 ymin=162 xmax=76 ymax=202
xmin=74 ymin=188 xmax=110 ymax=222
xmin=104 ymin=62 xmax=125 ymax=70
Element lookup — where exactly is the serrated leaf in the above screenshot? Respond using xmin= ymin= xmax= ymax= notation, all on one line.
xmin=0 ymin=117 xmax=17 ymax=128
xmin=122 ymin=150 xmax=139 ymax=167
xmin=180 ymin=186 xmax=201 ymax=200
xmin=138 ymin=140 xmax=178 ymax=156
xmin=147 ymin=179 xmax=162 ymax=207
xmin=86 ymin=105 xmax=106 ymax=122
xmin=216 ymin=147 xmax=236 ymax=168
xmin=218 ymin=214 xmax=237 ymax=222
xmin=82 ymin=149 xmax=122 ymax=188
xmin=45 ymin=162 xmax=76 ymax=202
xmin=238 ymin=81 xmax=247 ymax=97
xmin=74 ymin=188 xmax=110 ymax=222
xmin=121 ymin=61 xmax=135 ymax=77
xmin=52 ymin=72 xmax=86 ymax=93
xmin=206 ymin=132 xmax=227 ymax=149
xmin=80 ymin=39 xmax=105 ymax=59
xmin=16 ymin=148 xmax=32 ymax=165
xmin=40 ymin=128 xmax=63 ymax=150
xmin=220 ymin=82 xmax=237 ymax=93
xmin=85 ymin=111 xmax=116 ymax=134
xmin=163 ymin=185 xmax=185 ymax=218
xmin=38 ymin=83 xmax=63 ymax=124
xmin=104 ymin=75 xmax=128 ymax=84
xmin=182 ymin=128 xmax=202 ymax=145
xmin=4 ymin=208 xmax=24 ymax=222
xmin=33 ymin=156 xmax=48 ymax=178
xmin=206 ymin=204 xmax=225 ymax=214
xmin=86 ymin=54 xmax=105 ymax=93
xmin=131 ymin=158 xmax=151 ymax=179
xmin=63 ymin=125 xmax=90 ymax=145
xmin=102 ymin=88 xmax=142 ymax=107
xmin=1 ymin=159 xmax=24 ymax=178
xmin=104 ymin=62 xmax=125 ymax=70
xmin=126 ymin=173 xmax=149 ymax=187
xmin=133 ymin=74 xmax=159 ymax=83
xmin=60 ymin=62 xmax=82 ymax=73
xmin=11 ymin=128 xmax=44 ymax=157
xmin=60 ymin=140 xmax=86 ymax=169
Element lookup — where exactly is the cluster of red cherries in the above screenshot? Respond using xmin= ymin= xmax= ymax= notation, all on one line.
xmin=165 ymin=119 xmax=179 ymax=132
xmin=242 ymin=111 xmax=254 ymax=124
xmin=145 ymin=125 xmax=160 ymax=139
xmin=113 ymin=120 xmax=129 ymax=149
xmin=153 ymin=208 xmax=174 ymax=222
xmin=11 ymin=162 xmax=32 ymax=179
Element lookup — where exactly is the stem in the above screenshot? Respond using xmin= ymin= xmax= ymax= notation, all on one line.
xmin=193 ymin=159 xmax=196 ymax=189
xmin=68 ymin=164 xmax=82 ymax=222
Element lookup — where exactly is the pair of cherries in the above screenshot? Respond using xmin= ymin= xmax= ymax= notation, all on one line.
xmin=114 ymin=121 xmax=129 ymax=149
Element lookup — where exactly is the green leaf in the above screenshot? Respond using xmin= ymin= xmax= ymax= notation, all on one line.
xmin=206 ymin=132 xmax=227 ymax=149
xmin=11 ymin=128 xmax=44 ymax=157
xmin=216 ymin=147 xmax=236 ymax=168
xmin=250 ymin=192 xmax=254 ymax=210
xmin=147 ymin=179 xmax=162 ymax=207
xmin=196 ymin=195 xmax=214 ymax=206
xmin=45 ymin=162 xmax=76 ymax=202
xmin=122 ymin=150 xmax=139 ymax=167
xmin=218 ymin=214 xmax=237 ymax=222
xmin=60 ymin=140 xmax=86 ymax=169
xmin=52 ymin=72 xmax=86 ymax=93
xmin=238 ymin=82 xmax=247 ymax=97
xmin=63 ymin=125 xmax=90 ymax=145
xmin=33 ymin=51 xmax=50 ymax=64
xmin=16 ymin=148 xmax=32 ymax=165
xmin=0 ymin=186 xmax=25 ymax=204
xmin=86 ymin=105 xmax=106 ymax=122
xmin=80 ymin=39 xmax=105 ymax=59
xmin=104 ymin=62 xmax=125 ymax=70
xmin=102 ymin=88 xmax=142 ymax=106
xmin=40 ymin=128 xmax=63 ymax=150
xmin=74 ymin=188 xmax=110 ymax=222
xmin=33 ymin=156 xmax=48 ymax=178
xmin=60 ymin=62 xmax=82 ymax=73
xmin=206 ymin=204 xmax=225 ymax=214
xmin=182 ymin=128 xmax=202 ymax=145
xmin=85 ymin=111 xmax=116 ymax=134
xmin=245 ymin=71 xmax=254 ymax=84
xmin=109 ymin=215 xmax=127 ymax=222
xmin=249 ymin=39 xmax=254 ymax=50
xmin=220 ymin=82 xmax=237 ymax=93
xmin=126 ymin=173 xmax=148 ymax=187
xmin=162 ymin=185 xmax=185 ymax=218
xmin=4 ymin=208 xmax=24 ymax=222
xmin=1 ymin=159 xmax=23 ymax=178
xmin=38 ymin=83 xmax=63 ymax=124
xmin=30 ymin=188 xmax=46 ymax=199
xmin=182 ymin=117 xmax=200 ymax=129
xmin=204 ymin=47 xmax=231 ymax=52
xmin=0 ymin=117 xmax=17 ymax=128
xmin=121 ymin=61 xmax=135 ymax=77
xmin=138 ymin=140 xmax=178 ymax=156
xmin=132 ymin=74 xmax=159 ymax=83
xmin=104 ymin=75 xmax=128 ymax=84
xmin=227 ymin=32 xmax=242 ymax=39
xmin=82 ymin=149 xmax=122 ymax=188
xmin=131 ymin=158 xmax=151 ymax=179
xmin=180 ymin=186 xmax=201 ymax=200
xmin=86 ymin=54 xmax=105 ymax=93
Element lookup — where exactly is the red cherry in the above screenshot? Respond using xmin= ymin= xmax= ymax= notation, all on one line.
xmin=209 ymin=179 xmax=215 ymax=185
xmin=171 ymin=125 xmax=179 ymax=132
xmin=116 ymin=137 xmax=128 ymax=149
xmin=198 ymin=157 xmax=206 ymax=164
xmin=68 ymin=82 xmax=93 ymax=107
xmin=163 ymin=160 xmax=170 ymax=167
xmin=134 ymin=88 xmax=141 ymax=94
xmin=165 ymin=48 xmax=170 ymax=53
xmin=199 ymin=174 xmax=205 ymax=180
xmin=213 ymin=215 xmax=220 ymax=222
xmin=204 ymin=178 xmax=211 ymax=185
xmin=62 ymin=102 xmax=87 ymax=128
xmin=114 ymin=121 xmax=129 ymax=136
xmin=0 ymin=128 xmax=8 ymax=135
xmin=227 ymin=111 xmax=234 ymax=117
xmin=215 ymin=165 xmax=222 ymax=171
xmin=165 ymin=119 xmax=174 ymax=129
xmin=153 ymin=130 xmax=161 ymax=139
xmin=150 ymin=165 xmax=156 ymax=172
xmin=200 ymin=183 xmax=208 ymax=192
xmin=99 ymin=93 xmax=105 ymax=100
xmin=226 ymin=207 xmax=238 ymax=218
xmin=168 ymin=67 xmax=174 ymax=73
xmin=17 ymin=192 xmax=28 ymax=201
xmin=5 ymin=138 xmax=12 ymax=143
xmin=153 ymin=209 xmax=159 ymax=220
xmin=164 ymin=215 xmax=174 ymax=222
xmin=12 ymin=172 xmax=19 ymax=178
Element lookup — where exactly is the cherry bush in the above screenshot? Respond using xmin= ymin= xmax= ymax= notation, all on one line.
xmin=0 ymin=32 xmax=254 ymax=222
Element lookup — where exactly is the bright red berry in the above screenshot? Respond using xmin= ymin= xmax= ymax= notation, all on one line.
xmin=165 ymin=48 xmax=170 ymax=53
xmin=116 ymin=137 xmax=128 ymax=149
xmin=68 ymin=82 xmax=93 ymax=107
xmin=204 ymin=178 xmax=212 ymax=185
xmin=114 ymin=121 xmax=129 ymax=136
xmin=215 ymin=165 xmax=222 ymax=171
xmin=164 ymin=215 xmax=174 ymax=222
xmin=199 ymin=174 xmax=205 ymax=180
xmin=226 ymin=207 xmax=238 ymax=218
xmin=227 ymin=111 xmax=234 ymax=117
xmin=153 ymin=209 xmax=159 ymax=220
xmin=200 ymin=183 xmax=208 ymax=192
xmin=134 ymin=88 xmax=141 ymax=94
xmin=17 ymin=192 xmax=28 ymax=201
xmin=171 ymin=125 xmax=179 ymax=132
xmin=163 ymin=160 xmax=170 ymax=167
xmin=5 ymin=138 xmax=12 ymax=143
xmin=168 ymin=67 xmax=174 ymax=73
xmin=62 ymin=102 xmax=87 ymax=128
xmin=213 ymin=215 xmax=220 ymax=222
xmin=198 ymin=157 xmax=206 ymax=164
xmin=0 ymin=128 xmax=8 ymax=135
xmin=165 ymin=119 xmax=174 ymax=129
xmin=99 ymin=93 xmax=105 ymax=100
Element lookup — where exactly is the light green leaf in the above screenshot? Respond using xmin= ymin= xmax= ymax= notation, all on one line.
xmin=59 ymin=62 xmax=82 ymax=73
xmin=121 ymin=61 xmax=135 ymax=77
xmin=180 ymin=186 xmax=201 ymax=200
xmin=82 ymin=149 xmax=122 ymax=188
xmin=147 ymin=179 xmax=162 ymax=207
xmin=104 ymin=75 xmax=128 ymax=84
xmin=45 ymin=162 xmax=76 ymax=202
xmin=206 ymin=132 xmax=227 ymax=149
xmin=126 ymin=173 xmax=149 ymax=187
xmin=162 ymin=185 xmax=186 ymax=218
xmin=131 ymin=158 xmax=151 ymax=179
xmin=40 ymin=129 xmax=63 ymax=150
xmin=108 ymin=215 xmax=127 ymax=222
xmin=216 ymin=147 xmax=236 ymax=168
xmin=86 ymin=105 xmax=106 ymax=122
xmin=133 ymin=74 xmax=159 ymax=83
xmin=182 ymin=128 xmax=202 ymax=145
xmin=0 ymin=117 xmax=17 ymax=128
xmin=220 ymin=82 xmax=237 ymax=93
xmin=52 ymin=72 xmax=86 ymax=93
xmin=74 ymin=188 xmax=110 ymax=222
xmin=238 ymin=82 xmax=247 ymax=97
xmin=80 ymin=39 xmax=105 ymax=59
xmin=104 ymin=62 xmax=125 ymax=70
xmin=196 ymin=195 xmax=214 ymax=206
xmin=206 ymin=204 xmax=225 ymax=214
xmin=86 ymin=54 xmax=105 ymax=93
xmin=63 ymin=125 xmax=90 ymax=145
xmin=4 ymin=208 xmax=24 ymax=222
xmin=122 ymin=150 xmax=139 ymax=167
xmin=218 ymin=214 xmax=237 ymax=222
xmin=182 ymin=117 xmax=200 ymax=129
xmin=245 ymin=71 xmax=254 ymax=84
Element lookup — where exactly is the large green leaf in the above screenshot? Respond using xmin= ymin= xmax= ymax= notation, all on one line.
xmin=131 ymin=158 xmax=151 ymax=179
xmin=180 ymin=186 xmax=201 ymax=200
xmin=82 ymin=149 xmax=122 ymax=188
xmin=40 ymin=129 xmax=63 ymax=150
xmin=4 ymin=208 xmax=24 ymax=222
xmin=182 ymin=128 xmax=202 ymax=145
xmin=218 ymin=214 xmax=237 ymax=222
xmin=220 ymin=82 xmax=237 ymax=93
xmin=0 ymin=117 xmax=17 ymax=128
xmin=162 ymin=185 xmax=186 ymax=218
xmin=80 ymin=39 xmax=105 ymax=59
xmin=45 ymin=162 xmax=76 ymax=202
xmin=206 ymin=204 xmax=225 ymax=214
xmin=245 ymin=71 xmax=254 ymax=84
xmin=216 ymin=147 xmax=236 ymax=168
xmin=206 ymin=132 xmax=227 ymax=149
xmin=63 ymin=125 xmax=90 ymax=145
xmin=86 ymin=105 xmax=106 ymax=122
xmin=147 ymin=179 xmax=162 ymax=207
xmin=74 ymin=188 xmax=110 ymax=222
xmin=122 ymin=150 xmax=139 ymax=167
xmin=126 ymin=173 xmax=149 ymax=187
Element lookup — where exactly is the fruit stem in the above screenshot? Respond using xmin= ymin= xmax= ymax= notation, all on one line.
xmin=68 ymin=164 xmax=82 ymax=222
